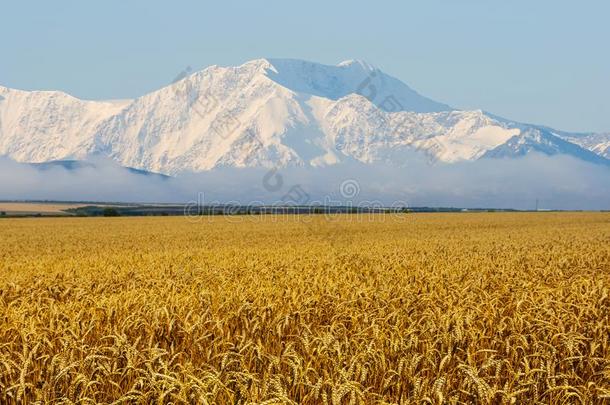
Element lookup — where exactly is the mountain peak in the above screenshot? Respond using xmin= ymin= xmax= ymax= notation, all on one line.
xmin=1 ymin=58 xmax=608 ymax=175
xmin=259 ymin=58 xmax=450 ymax=113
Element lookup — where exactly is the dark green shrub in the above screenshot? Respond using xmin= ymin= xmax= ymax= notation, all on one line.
xmin=103 ymin=208 xmax=120 ymax=217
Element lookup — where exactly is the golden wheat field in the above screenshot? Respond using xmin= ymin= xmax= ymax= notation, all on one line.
xmin=0 ymin=213 xmax=609 ymax=404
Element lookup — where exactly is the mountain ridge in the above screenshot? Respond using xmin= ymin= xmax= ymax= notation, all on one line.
xmin=0 ymin=58 xmax=608 ymax=175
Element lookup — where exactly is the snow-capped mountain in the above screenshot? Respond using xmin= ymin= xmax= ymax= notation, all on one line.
xmin=482 ymin=127 xmax=610 ymax=166
xmin=561 ymin=132 xmax=610 ymax=160
xmin=0 ymin=58 xmax=608 ymax=175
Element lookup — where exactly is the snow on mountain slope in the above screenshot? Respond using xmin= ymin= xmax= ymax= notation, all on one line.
xmin=0 ymin=59 xmax=608 ymax=175
xmin=0 ymin=86 xmax=130 ymax=162
xmin=560 ymin=132 xmax=610 ymax=159
xmin=93 ymin=59 xmax=318 ymax=173
xmin=481 ymin=127 xmax=610 ymax=166
xmin=265 ymin=58 xmax=451 ymax=113
xmin=313 ymin=97 xmax=519 ymax=164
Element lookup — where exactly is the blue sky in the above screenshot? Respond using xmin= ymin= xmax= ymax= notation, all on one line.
xmin=1 ymin=0 xmax=608 ymax=132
